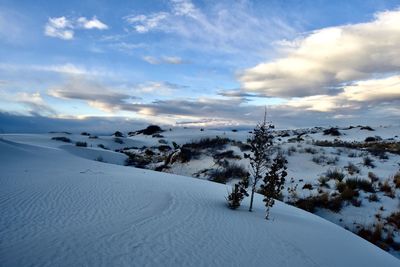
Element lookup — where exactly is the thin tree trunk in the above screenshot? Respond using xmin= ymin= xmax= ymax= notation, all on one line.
xmin=249 ymin=185 xmax=256 ymax=212
xmin=249 ymin=168 xmax=260 ymax=212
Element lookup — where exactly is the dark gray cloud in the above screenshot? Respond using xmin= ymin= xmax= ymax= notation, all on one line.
xmin=48 ymin=76 xmax=139 ymax=112
xmin=45 ymin=75 xmax=400 ymax=129
xmin=0 ymin=112 xmax=148 ymax=134
xmin=216 ymin=89 xmax=260 ymax=98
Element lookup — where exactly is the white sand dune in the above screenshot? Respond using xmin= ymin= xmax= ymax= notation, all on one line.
xmin=0 ymin=138 xmax=399 ymax=266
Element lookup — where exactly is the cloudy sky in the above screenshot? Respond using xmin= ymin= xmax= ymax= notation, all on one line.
xmin=0 ymin=0 xmax=399 ymax=132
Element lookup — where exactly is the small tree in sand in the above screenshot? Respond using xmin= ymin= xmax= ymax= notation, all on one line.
xmin=260 ymin=153 xmax=287 ymax=219
xmin=245 ymin=111 xmax=274 ymax=212
xmin=226 ymin=181 xmax=249 ymax=209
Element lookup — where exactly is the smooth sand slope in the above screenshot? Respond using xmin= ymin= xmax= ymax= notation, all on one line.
xmin=0 ymin=138 xmax=399 ymax=266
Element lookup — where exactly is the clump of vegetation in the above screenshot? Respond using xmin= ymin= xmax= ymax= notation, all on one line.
xmin=326 ymin=156 xmax=339 ymax=165
xmin=379 ymin=180 xmax=395 ymax=198
xmin=312 ymin=156 xmax=324 ymax=164
xmin=387 ymin=211 xmax=400 ymax=229
xmin=75 ymin=141 xmax=87 ymax=147
xmin=226 ymin=184 xmax=248 ymax=209
xmin=286 ymin=146 xmax=297 ymax=156
xmin=280 ymin=132 xmax=290 ymax=137
xmin=124 ymin=152 xmax=152 ymax=168
xmin=304 ymin=147 xmax=317 ymax=154
xmin=314 ymin=139 xmax=400 ymax=155
xmin=172 ymin=141 xmax=179 ymax=150
xmin=368 ymin=194 xmax=379 ymax=202
xmin=357 ymin=224 xmax=383 ymax=248
xmin=209 ymin=161 xmax=249 ymax=184
xmin=184 ymin=136 xmax=231 ymax=151
xmin=213 ymin=150 xmax=241 ymax=160
xmin=323 ymin=127 xmax=341 ymax=136
xmin=293 ymin=193 xmax=342 ymax=213
xmin=114 ymin=137 xmax=124 ymax=144
xmin=144 ymin=149 xmax=154 ymax=156
xmin=365 ymin=136 xmax=381 ymax=142
xmin=302 ymin=183 xmax=313 ymax=190
xmin=167 ymin=147 xmax=202 ymax=164
xmin=326 ymin=168 xmax=345 ymax=181
xmin=368 ymin=172 xmax=379 ymax=183
xmin=318 ymin=176 xmax=330 ymax=188
xmin=393 ymin=172 xmax=400 ymax=188
xmin=345 ymin=178 xmax=374 ymax=193
xmin=235 ymin=141 xmax=252 ymax=152
xmin=338 ymin=185 xmax=359 ymax=201
xmin=158 ymin=145 xmax=171 ymax=152
xmin=158 ymin=139 xmax=168 ymax=144
xmin=97 ymin=144 xmax=108 ymax=150
xmin=363 ymin=156 xmax=375 ymax=168
xmin=356 ymin=223 xmax=399 ymax=251
xmin=113 ymin=131 xmax=124 ymax=137
xmin=132 ymin=125 xmax=163 ymax=135
xmin=360 ymin=126 xmax=375 ymax=131
xmin=51 ymin=136 xmax=71 ymax=143
xmin=348 ymin=151 xmax=359 ymax=158
xmin=345 ymin=162 xmax=360 ymax=175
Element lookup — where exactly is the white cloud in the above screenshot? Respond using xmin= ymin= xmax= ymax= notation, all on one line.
xmin=286 ymin=75 xmax=400 ymax=112
xmin=44 ymin=16 xmax=108 ymax=40
xmin=170 ymin=0 xmax=198 ymax=17
xmin=48 ymin=76 xmax=136 ymax=113
xmin=240 ymin=9 xmax=400 ymax=97
xmin=162 ymin=56 xmax=183 ymax=64
xmin=135 ymin=81 xmax=186 ymax=95
xmin=142 ymin=55 xmax=184 ymax=64
xmin=0 ymin=62 xmax=103 ymax=76
xmin=44 ymin=16 xmax=74 ymax=40
xmin=124 ymin=0 xmax=296 ymax=57
xmin=143 ymin=56 xmax=160 ymax=64
xmin=0 ymin=91 xmax=56 ymax=116
xmin=77 ymin=16 xmax=108 ymax=30
xmin=124 ymin=12 xmax=169 ymax=33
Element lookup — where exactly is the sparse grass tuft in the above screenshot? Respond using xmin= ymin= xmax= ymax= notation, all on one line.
xmin=52 ymin=136 xmax=71 ymax=143
xmin=208 ymin=162 xmax=249 ymax=184
xmin=304 ymin=147 xmax=317 ymax=154
xmin=393 ymin=172 xmax=400 ymax=188
xmin=302 ymin=183 xmax=313 ymax=190
xmin=97 ymin=144 xmax=108 ymax=150
xmin=345 ymin=178 xmax=374 ymax=193
xmin=323 ymin=127 xmax=341 ymax=136
xmin=387 ymin=212 xmax=400 ymax=229
xmin=363 ymin=156 xmax=375 ymax=168
xmin=368 ymin=194 xmax=379 ymax=202
xmin=184 ymin=137 xmax=231 ymax=151
xmin=318 ymin=176 xmax=330 ymax=188
xmin=293 ymin=193 xmax=342 ymax=213
xmin=114 ymin=137 xmax=124 ymax=144
xmin=75 ymin=141 xmax=87 ymax=147
xmin=345 ymin=162 xmax=360 ymax=175
xmin=326 ymin=168 xmax=345 ymax=181
xmin=368 ymin=172 xmax=379 ymax=183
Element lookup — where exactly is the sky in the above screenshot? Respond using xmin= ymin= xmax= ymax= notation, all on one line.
xmin=0 ymin=0 xmax=399 ymax=132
